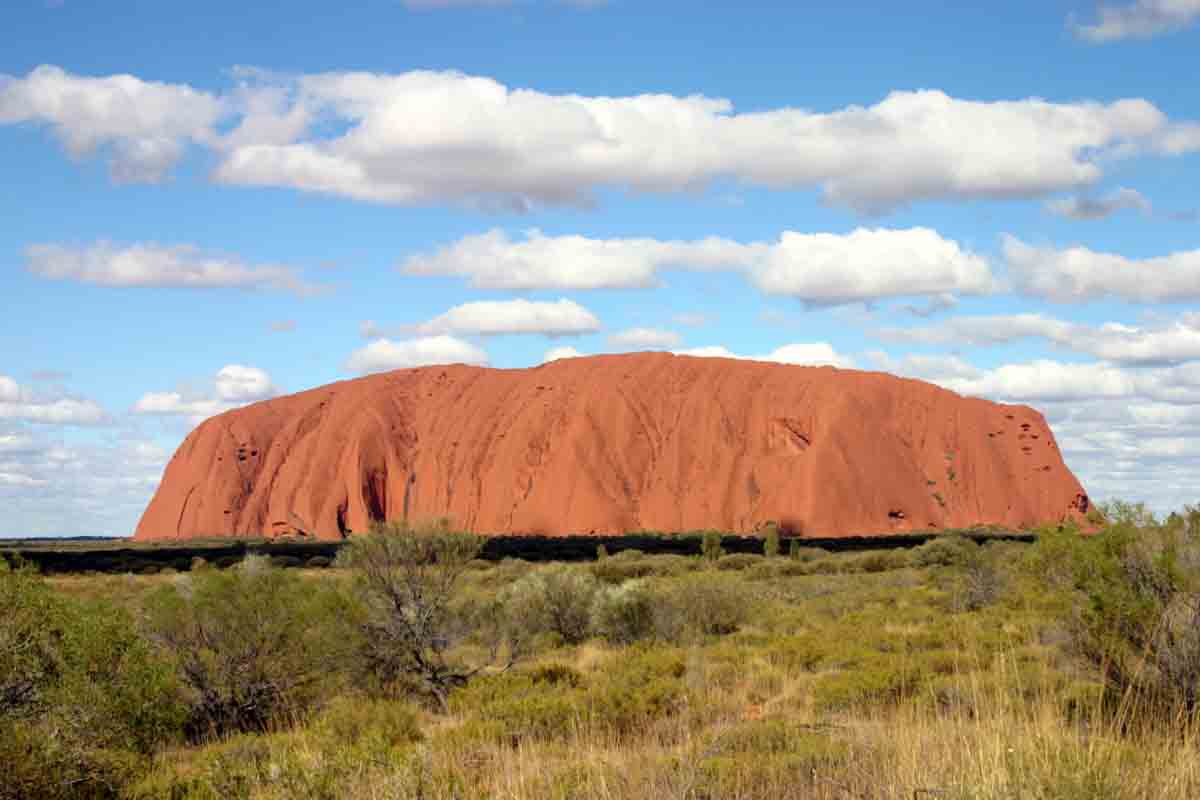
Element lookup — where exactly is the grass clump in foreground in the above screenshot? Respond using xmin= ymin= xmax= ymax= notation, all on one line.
xmin=6 ymin=502 xmax=1200 ymax=798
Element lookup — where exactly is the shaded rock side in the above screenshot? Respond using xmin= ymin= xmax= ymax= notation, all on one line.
xmin=134 ymin=353 xmax=1089 ymax=540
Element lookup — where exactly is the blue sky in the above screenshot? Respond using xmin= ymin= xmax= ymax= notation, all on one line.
xmin=2 ymin=0 xmax=1199 ymax=536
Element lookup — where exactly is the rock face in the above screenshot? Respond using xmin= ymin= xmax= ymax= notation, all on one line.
xmin=134 ymin=353 xmax=1089 ymax=540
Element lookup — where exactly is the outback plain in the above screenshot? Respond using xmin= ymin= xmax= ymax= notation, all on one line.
xmin=6 ymin=504 xmax=1200 ymax=799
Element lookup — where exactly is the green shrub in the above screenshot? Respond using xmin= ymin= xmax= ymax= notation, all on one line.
xmin=1026 ymin=520 xmax=1200 ymax=715
xmin=591 ymin=580 xmax=657 ymax=645
xmin=766 ymin=634 xmax=827 ymax=672
xmin=591 ymin=557 xmax=656 ymax=584
xmin=715 ymin=552 xmax=762 ymax=571
xmin=954 ymin=545 xmax=1007 ymax=611
xmin=763 ymin=525 xmax=780 ymax=558
xmin=811 ymin=660 xmax=928 ymax=711
xmin=789 ymin=542 xmax=827 ymax=562
xmin=585 ymin=648 xmax=689 ymax=735
xmin=526 ymin=662 xmax=585 ymax=688
xmin=143 ymin=555 xmax=355 ymax=739
xmin=0 ymin=561 xmax=185 ymax=799
xmin=450 ymin=649 xmax=688 ymax=744
xmin=701 ymin=530 xmax=724 ymax=562
xmin=310 ymin=694 xmax=423 ymax=750
xmin=450 ymin=670 xmax=585 ymax=743
xmin=336 ymin=519 xmax=522 ymax=710
xmin=846 ymin=550 xmax=910 ymax=573
xmin=656 ymin=573 xmax=748 ymax=641
xmin=912 ymin=535 xmax=978 ymax=568
xmin=502 ymin=564 xmax=599 ymax=645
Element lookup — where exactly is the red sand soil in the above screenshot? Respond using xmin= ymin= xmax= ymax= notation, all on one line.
xmin=134 ymin=353 xmax=1089 ymax=540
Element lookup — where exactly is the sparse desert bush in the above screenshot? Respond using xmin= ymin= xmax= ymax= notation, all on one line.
xmin=1028 ymin=517 xmax=1200 ymax=716
xmin=763 ymin=524 xmax=780 ymax=558
xmin=701 ymin=529 xmax=724 ymax=561
xmin=1 ymin=560 xmax=185 ymax=800
xmin=789 ymin=542 xmax=828 ymax=562
xmin=845 ymin=549 xmax=910 ymax=573
xmin=502 ymin=563 xmax=599 ymax=645
xmin=655 ymin=572 xmax=748 ymax=641
xmin=592 ymin=553 xmax=697 ymax=584
xmin=911 ymin=534 xmax=978 ymax=568
xmin=592 ymin=579 xmax=658 ymax=645
xmin=143 ymin=554 xmax=354 ymax=739
xmin=336 ymin=518 xmax=522 ymax=710
xmin=953 ymin=543 xmax=1007 ymax=612
xmin=765 ymin=634 xmax=827 ymax=672
xmin=127 ymin=695 xmax=423 ymax=800
xmin=811 ymin=658 xmax=928 ymax=711
xmin=715 ymin=552 xmax=762 ymax=571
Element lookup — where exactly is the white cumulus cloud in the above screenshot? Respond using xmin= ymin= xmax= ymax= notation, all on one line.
xmin=133 ymin=365 xmax=280 ymax=424
xmin=6 ymin=65 xmax=1200 ymax=211
xmin=0 ymin=64 xmax=223 ymax=182
xmin=1005 ymin=236 xmax=1200 ymax=303
xmin=675 ymin=342 xmax=854 ymax=368
xmin=1044 ymin=187 xmax=1151 ymax=220
xmin=403 ymin=227 xmax=996 ymax=304
xmin=543 ymin=346 xmax=585 ymax=362
xmin=0 ymin=422 xmax=173 ymax=537
xmin=1073 ymin=0 xmax=1200 ymax=42
xmin=26 ymin=241 xmax=325 ymax=295
xmin=608 ymin=328 xmax=683 ymax=350
xmin=345 ymin=336 xmax=489 ymax=375
xmin=879 ymin=312 xmax=1200 ymax=365
xmin=414 ymin=298 xmax=601 ymax=336
xmin=0 ymin=375 xmax=110 ymax=426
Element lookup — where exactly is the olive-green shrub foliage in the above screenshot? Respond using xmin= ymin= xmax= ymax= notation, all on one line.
xmin=592 ymin=553 xmax=698 ymax=584
xmin=336 ymin=518 xmax=519 ymax=710
xmin=589 ymin=572 xmax=748 ymax=645
xmin=811 ymin=658 xmax=929 ymax=711
xmin=450 ymin=648 xmax=689 ymax=741
xmin=1 ymin=560 xmax=185 ymax=800
xmin=715 ymin=552 xmax=763 ymax=571
xmin=954 ymin=543 xmax=1007 ymax=612
xmin=143 ymin=555 xmax=356 ymax=740
xmin=592 ymin=580 xmax=658 ymax=645
xmin=0 ymin=559 xmax=62 ymax=720
xmin=911 ymin=534 xmax=979 ymax=568
xmin=656 ymin=573 xmax=748 ymax=641
xmin=789 ymin=542 xmax=827 ymax=562
xmin=502 ymin=564 xmax=599 ymax=645
xmin=1027 ymin=514 xmax=1200 ymax=714
xmin=763 ymin=525 xmax=780 ymax=558
xmin=701 ymin=530 xmax=724 ymax=561
xmin=127 ymin=695 xmax=423 ymax=800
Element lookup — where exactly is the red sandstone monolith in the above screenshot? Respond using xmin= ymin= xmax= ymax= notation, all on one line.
xmin=134 ymin=353 xmax=1089 ymax=540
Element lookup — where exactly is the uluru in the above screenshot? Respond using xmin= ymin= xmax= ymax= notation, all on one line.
xmin=134 ymin=353 xmax=1089 ymax=541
